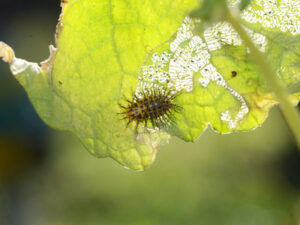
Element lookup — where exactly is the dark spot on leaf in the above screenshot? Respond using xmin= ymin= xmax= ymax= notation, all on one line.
xmin=231 ymin=71 xmax=237 ymax=78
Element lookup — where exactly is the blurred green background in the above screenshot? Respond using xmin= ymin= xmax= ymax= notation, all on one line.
xmin=1 ymin=1 xmax=300 ymax=225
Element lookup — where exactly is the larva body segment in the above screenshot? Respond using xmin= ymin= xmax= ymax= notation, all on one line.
xmin=119 ymin=88 xmax=180 ymax=130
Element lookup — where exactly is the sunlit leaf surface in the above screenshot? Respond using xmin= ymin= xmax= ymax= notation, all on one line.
xmin=0 ymin=0 xmax=299 ymax=170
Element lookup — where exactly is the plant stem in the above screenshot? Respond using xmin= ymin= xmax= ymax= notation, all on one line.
xmin=226 ymin=9 xmax=300 ymax=149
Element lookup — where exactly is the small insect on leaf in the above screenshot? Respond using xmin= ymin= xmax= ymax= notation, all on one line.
xmin=119 ymin=87 xmax=181 ymax=131
xmin=231 ymin=71 xmax=237 ymax=78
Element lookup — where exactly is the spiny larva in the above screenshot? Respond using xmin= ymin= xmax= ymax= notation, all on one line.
xmin=119 ymin=87 xmax=181 ymax=130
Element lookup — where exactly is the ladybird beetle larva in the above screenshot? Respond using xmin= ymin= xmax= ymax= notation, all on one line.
xmin=119 ymin=87 xmax=181 ymax=131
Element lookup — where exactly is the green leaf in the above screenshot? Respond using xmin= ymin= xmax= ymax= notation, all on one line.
xmin=239 ymin=0 xmax=251 ymax=11
xmin=190 ymin=0 xmax=227 ymax=22
xmin=0 ymin=0 xmax=198 ymax=170
xmin=1 ymin=0 xmax=300 ymax=170
xmin=138 ymin=3 xmax=300 ymax=140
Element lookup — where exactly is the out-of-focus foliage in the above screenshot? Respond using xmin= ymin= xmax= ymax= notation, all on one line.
xmin=15 ymin=110 xmax=300 ymax=225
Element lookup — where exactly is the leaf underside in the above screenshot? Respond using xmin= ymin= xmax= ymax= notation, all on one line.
xmin=0 ymin=0 xmax=299 ymax=170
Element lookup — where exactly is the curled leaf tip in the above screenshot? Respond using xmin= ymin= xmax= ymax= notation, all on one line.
xmin=0 ymin=41 xmax=15 ymax=64
xmin=41 ymin=45 xmax=58 ymax=74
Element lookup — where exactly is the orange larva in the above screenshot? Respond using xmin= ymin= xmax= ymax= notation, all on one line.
xmin=119 ymin=88 xmax=181 ymax=130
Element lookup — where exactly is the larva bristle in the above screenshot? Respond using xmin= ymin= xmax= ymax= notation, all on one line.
xmin=118 ymin=87 xmax=181 ymax=131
